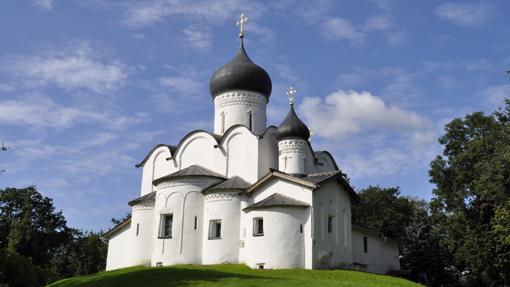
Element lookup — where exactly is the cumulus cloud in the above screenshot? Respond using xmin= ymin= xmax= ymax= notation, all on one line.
xmin=2 ymin=42 xmax=129 ymax=94
xmin=320 ymin=17 xmax=365 ymax=44
xmin=0 ymin=95 xmax=147 ymax=130
xmin=299 ymin=90 xmax=429 ymax=139
xmin=298 ymin=90 xmax=438 ymax=180
xmin=434 ymin=2 xmax=494 ymax=27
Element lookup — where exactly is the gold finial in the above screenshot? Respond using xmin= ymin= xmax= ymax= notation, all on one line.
xmin=286 ymin=86 xmax=297 ymax=105
xmin=236 ymin=13 xmax=248 ymax=38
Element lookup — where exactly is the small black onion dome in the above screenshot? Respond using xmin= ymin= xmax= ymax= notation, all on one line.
xmin=276 ymin=103 xmax=310 ymax=141
xmin=210 ymin=40 xmax=272 ymax=99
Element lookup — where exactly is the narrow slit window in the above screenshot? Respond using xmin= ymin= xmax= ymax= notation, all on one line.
xmin=363 ymin=236 xmax=368 ymax=253
xmin=136 ymin=223 xmax=140 ymax=236
xmin=328 ymin=215 xmax=334 ymax=233
xmin=209 ymin=220 xmax=222 ymax=240
xmin=221 ymin=112 xmax=225 ymax=133
xmin=248 ymin=110 xmax=253 ymax=131
xmin=194 ymin=216 xmax=198 ymax=230
xmin=159 ymin=214 xmax=173 ymax=238
xmin=253 ymin=217 xmax=264 ymax=236
xmin=300 ymin=224 xmax=303 ymax=234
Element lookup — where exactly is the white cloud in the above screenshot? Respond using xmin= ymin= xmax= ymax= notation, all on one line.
xmin=298 ymin=90 xmax=438 ymax=180
xmin=299 ymin=90 xmax=429 ymax=139
xmin=32 ymin=0 xmax=54 ymax=10
xmin=0 ymin=95 xmax=147 ymax=130
xmin=182 ymin=27 xmax=213 ymax=51
xmin=321 ymin=17 xmax=365 ymax=44
xmin=434 ymin=2 xmax=494 ymax=27
xmin=121 ymin=0 xmax=266 ymax=28
xmin=2 ymin=42 xmax=129 ymax=94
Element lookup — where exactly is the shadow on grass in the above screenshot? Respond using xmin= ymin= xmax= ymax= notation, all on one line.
xmin=51 ymin=266 xmax=274 ymax=287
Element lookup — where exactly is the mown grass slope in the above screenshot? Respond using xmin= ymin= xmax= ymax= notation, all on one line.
xmin=48 ymin=264 xmax=422 ymax=287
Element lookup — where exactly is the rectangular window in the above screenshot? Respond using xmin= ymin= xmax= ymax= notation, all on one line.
xmin=209 ymin=220 xmax=222 ymax=239
xmin=328 ymin=215 xmax=334 ymax=233
xmin=159 ymin=214 xmax=173 ymax=238
xmin=194 ymin=216 xmax=198 ymax=230
xmin=363 ymin=236 xmax=368 ymax=253
xmin=253 ymin=217 xmax=264 ymax=236
xmin=136 ymin=223 xmax=140 ymax=236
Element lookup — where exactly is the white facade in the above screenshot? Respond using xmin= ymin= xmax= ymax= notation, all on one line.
xmin=102 ymin=37 xmax=401 ymax=274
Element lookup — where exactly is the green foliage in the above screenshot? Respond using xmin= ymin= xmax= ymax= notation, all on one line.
xmin=0 ymin=186 xmax=107 ymax=286
xmin=48 ymin=264 xmax=423 ymax=287
xmin=0 ymin=186 xmax=71 ymax=266
xmin=0 ymin=249 xmax=40 ymax=287
xmin=352 ymin=186 xmax=454 ymax=285
xmin=429 ymin=99 xmax=510 ymax=286
xmin=352 ymin=186 xmax=414 ymax=241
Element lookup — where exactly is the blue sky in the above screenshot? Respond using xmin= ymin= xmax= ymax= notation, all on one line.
xmin=1 ymin=0 xmax=509 ymax=231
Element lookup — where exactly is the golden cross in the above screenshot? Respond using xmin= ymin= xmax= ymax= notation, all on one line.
xmin=286 ymin=86 xmax=297 ymax=105
xmin=236 ymin=13 xmax=248 ymax=37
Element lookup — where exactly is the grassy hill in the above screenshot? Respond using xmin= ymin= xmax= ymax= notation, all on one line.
xmin=48 ymin=264 xmax=422 ymax=287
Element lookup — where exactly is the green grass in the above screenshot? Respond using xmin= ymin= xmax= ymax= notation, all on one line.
xmin=47 ymin=264 xmax=422 ymax=287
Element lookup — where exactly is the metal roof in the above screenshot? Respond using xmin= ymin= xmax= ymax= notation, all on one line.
xmin=210 ymin=38 xmax=272 ymax=99
xmin=204 ymin=176 xmax=251 ymax=193
xmin=243 ymin=193 xmax=309 ymax=211
xmin=101 ymin=217 xmax=131 ymax=241
xmin=153 ymin=165 xmax=226 ymax=185
xmin=128 ymin=191 xmax=155 ymax=207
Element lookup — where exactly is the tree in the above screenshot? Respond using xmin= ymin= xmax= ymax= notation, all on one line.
xmin=352 ymin=186 xmax=414 ymax=241
xmin=0 ymin=187 xmax=72 ymax=267
xmin=429 ymin=99 xmax=510 ymax=286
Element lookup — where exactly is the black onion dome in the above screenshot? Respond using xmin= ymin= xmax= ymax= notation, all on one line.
xmin=276 ymin=104 xmax=310 ymax=141
xmin=210 ymin=40 xmax=272 ymax=99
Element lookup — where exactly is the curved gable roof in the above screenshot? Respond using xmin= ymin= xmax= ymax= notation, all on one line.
xmin=135 ymin=125 xmax=277 ymax=168
xmin=135 ymin=144 xmax=176 ymax=168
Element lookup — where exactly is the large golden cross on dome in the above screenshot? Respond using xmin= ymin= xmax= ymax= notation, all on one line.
xmin=286 ymin=86 xmax=297 ymax=105
xmin=236 ymin=13 xmax=248 ymax=38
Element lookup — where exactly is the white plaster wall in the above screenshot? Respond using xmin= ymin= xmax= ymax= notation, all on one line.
xmin=258 ymin=127 xmax=278 ymax=178
xmin=176 ymin=134 xmax=225 ymax=175
xmin=131 ymin=206 xmax=154 ymax=266
xmin=352 ymin=229 xmax=381 ymax=273
xmin=151 ymin=177 xmax=221 ymax=266
xmin=278 ymin=139 xmax=314 ymax=175
xmin=243 ymin=207 xmax=308 ymax=269
xmin=351 ymin=228 xmax=400 ymax=274
xmin=141 ymin=147 xmax=174 ymax=196
xmin=250 ymin=179 xmax=313 ymax=204
xmin=244 ymin=181 xmax=314 ymax=268
xmin=106 ymin=225 xmax=133 ymax=271
xmin=381 ymin=239 xmax=400 ymax=272
xmin=312 ymin=180 xmax=353 ymax=269
xmin=214 ymin=91 xmax=267 ymax=135
xmin=223 ymin=129 xmax=259 ymax=183
xmin=202 ymin=192 xmax=241 ymax=264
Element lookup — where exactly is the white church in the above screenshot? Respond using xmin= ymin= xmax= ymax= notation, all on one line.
xmin=102 ymin=16 xmax=400 ymax=274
